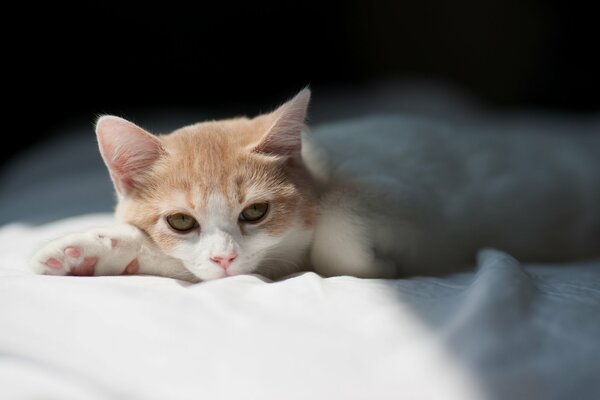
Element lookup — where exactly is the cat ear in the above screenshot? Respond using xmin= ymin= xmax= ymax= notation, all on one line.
xmin=96 ymin=115 xmax=163 ymax=194
xmin=253 ymin=88 xmax=310 ymax=157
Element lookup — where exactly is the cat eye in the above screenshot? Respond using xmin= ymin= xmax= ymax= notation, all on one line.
xmin=239 ymin=203 xmax=269 ymax=223
xmin=166 ymin=213 xmax=198 ymax=232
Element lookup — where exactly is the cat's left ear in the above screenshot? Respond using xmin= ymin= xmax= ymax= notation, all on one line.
xmin=253 ymin=88 xmax=310 ymax=157
xmin=96 ymin=115 xmax=164 ymax=195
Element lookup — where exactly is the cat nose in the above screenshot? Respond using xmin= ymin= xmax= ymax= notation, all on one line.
xmin=210 ymin=252 xmax=237 ymax=270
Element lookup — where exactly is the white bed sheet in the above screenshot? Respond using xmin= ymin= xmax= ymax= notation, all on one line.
xmin=1 ymin=215 xmax=599 ymax=400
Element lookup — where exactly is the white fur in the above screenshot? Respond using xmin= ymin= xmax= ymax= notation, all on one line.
xmin=31 ymin=224 xmax=194 ymax=280
xmin=166 ymin=193 xmax=241 ymax=280
xmin=256 ymin=219 xmax=313 ymax=278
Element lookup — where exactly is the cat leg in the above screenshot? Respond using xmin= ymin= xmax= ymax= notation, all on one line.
xmin=31 ymin=224 xmax=195 ymax=281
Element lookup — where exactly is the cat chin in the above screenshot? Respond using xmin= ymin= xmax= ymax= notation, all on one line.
xmin=184 ymin=266 xmax=226 ymax=281
xmin=184 ymin=263 xmax=257 ymax=281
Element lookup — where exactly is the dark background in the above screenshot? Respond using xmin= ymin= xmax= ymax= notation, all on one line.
xmin=3 ymin=1 xmax=599 ymax=169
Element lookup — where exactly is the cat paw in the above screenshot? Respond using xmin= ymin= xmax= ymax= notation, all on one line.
xmin=40 ymin=246 xmax=98 ymax=276
xmin=31 ymin=225 xmax=143 ymax=277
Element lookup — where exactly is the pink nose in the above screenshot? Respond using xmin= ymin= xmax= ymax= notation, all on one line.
xmin=210 ymin=253 xmax=237 ymax=270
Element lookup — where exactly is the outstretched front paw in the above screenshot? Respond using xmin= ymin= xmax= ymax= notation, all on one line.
xmin=41 ymin=245 xmax=99 ymax=276
xmin=31 ymin=225 xmax=142 ymax=277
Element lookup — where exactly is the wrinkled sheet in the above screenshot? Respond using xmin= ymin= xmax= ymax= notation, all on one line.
xmin=1 ymin=215 xmax=599 ymax=400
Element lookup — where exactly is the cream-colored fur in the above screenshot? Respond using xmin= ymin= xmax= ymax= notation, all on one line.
xmin=32 ymin=90 xmax=600 ymax=280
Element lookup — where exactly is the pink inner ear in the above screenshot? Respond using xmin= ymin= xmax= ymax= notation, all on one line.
xmin=253 ymin=88 xmax=310 ymax=157
xmin=96 ymin=116 xmax=163 ymax=193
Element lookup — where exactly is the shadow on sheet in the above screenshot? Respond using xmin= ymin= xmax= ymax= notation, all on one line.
xmin=389 ymin=248 xmax=600 ymax=399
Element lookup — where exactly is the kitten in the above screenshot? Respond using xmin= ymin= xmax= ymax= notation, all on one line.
xmin=31 ymin=89 xmax=600 ymax=281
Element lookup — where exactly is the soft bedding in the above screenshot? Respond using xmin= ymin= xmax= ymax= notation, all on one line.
xmin=1 ymin=85 xmax=599 ymax=399
xmin=1 ymin=215 xmax=599 ymax=399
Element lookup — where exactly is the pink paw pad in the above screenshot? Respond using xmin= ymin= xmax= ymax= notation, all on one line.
xmin=46 ymin=258 xmax=63 ymax=269
xmin=64 ymin=247 xmax=81 ymax=258
xmin=71 ymin=257 xmax=97 ymax=276
xmin=123 ymin=259 xmax=140 ymax=275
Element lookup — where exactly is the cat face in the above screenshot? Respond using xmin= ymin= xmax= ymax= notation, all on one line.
xmin=96 ymin=90 xmax=316 ymax=280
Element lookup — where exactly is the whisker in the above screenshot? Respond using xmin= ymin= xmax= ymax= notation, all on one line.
xmin=260 ymin=257 xmax=301 ymax=268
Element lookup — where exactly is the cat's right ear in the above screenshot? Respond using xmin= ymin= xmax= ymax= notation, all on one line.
xmin=96 ymin=115 xmax=163 ymax=195
xmin=252 ymin=88 xmax=310 ymax=158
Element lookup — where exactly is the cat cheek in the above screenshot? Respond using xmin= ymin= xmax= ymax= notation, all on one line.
xmin=225 ymin=259 xmax=256 ymax=276
xmin=168 ymin=242 xmax=204 ymax=263
xmin=147 ymin=228 xmax=180 ymax=251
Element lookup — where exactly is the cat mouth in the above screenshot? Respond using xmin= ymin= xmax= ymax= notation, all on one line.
xmin=181 ymin=256 xmax=258 ymax=280
xmin=184 ymin=263 xmax=242 ymax=280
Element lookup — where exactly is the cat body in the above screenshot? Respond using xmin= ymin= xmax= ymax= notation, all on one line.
xmin=32 ymin=90 xmax=600 ymax=280
xmin=310 ymin=116 xmax=600 ymax=277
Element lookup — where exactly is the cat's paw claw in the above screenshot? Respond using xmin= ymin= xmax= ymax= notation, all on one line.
xmin=96 ymin=233 xmax=119 ymax=248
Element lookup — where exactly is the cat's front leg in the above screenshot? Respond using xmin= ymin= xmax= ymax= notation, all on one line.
xmin=31 ymin=224 xmax=196 ymax=281
xmin=31 ymin=224 xmax=151 ymax=276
